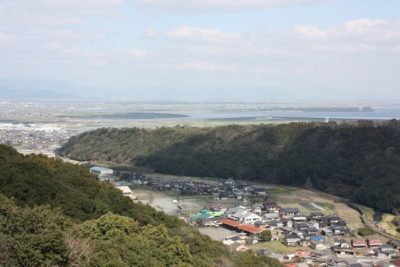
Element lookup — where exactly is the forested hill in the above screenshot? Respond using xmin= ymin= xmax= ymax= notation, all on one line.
xmin=58 ymin=121 xmax=400 ymax=213
xmin=0 ymin=145 xmax=281 ymax=267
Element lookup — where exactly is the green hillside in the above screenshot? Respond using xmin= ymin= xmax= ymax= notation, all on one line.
xmin=0 ymin=145 xmax=281 ymax=267
xmin=58 ymin=121 xmax=400 ymax=213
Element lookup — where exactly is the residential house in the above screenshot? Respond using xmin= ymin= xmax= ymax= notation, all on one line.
xmin=264 ymin=212 xmax=280 ymax=221
xmin=332 ymin=239 xmax=355 ymax=255
xmin=331 ymin=225 xmax=350 ymax=236
xmin=310 ymin=240 xmax=328 ymax=250
xmin=228 ymin=208 xmax=262 ymax=224
xmin=254 ymin=221 xmax=268 ymax=231
xmin=310 ymin=235 xmax=325 ymax=244
xmin=252 ymin=204 xmax=263 ymax=214
xmin=309 ymin=221 xmax=320 ymax=230
xmin=334 ymin=239 xmax=346 ymax=246
xmin=285 ymin=232 xmax=302 ymax=247
xmin=389 ymin=240 xmax=400 ymax=252
xmin=334 ymin=239 xmax=351 ymax=249
xmin=309 ymin=212 xmax=324 ymax=221
xmin=264 ymin=202 xmax=280 ymax=213
xmin=219 ymin=192 xmax=236 ymax=200
xmin=285 ymin=220 xmax=293 ymax=228
xmin=293 ymin=216 xmax=307 ymax=223
xmin=374 ymin=244 xmax=396 ymax=257
xmin=307 ymin=226 xmax=319 ymax=236
xmin=283 ymin=208 xmax=300 ymax=217
xmin=321 ymin=227 xmax=333 ymax=236
xmin=334 ymin=247 xmax=355 ymax=256
xmin=351 ymin=239 xmax=368 ymax=248
xmin=268 ymin=220 xmax=283 ymax=230
xmin=367 ymin=238 xmax=384 ymax=247
xmin=324 ymin=216 xmax=345 ymax=226
xmin=295 ymin=223 xmax=309 ymax=232
xmin=209 ymin=203 xmax=225 ymax=212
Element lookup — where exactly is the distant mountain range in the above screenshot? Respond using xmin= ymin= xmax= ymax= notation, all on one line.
xmin=0 ymin=79 xmax=108 ymax=100
xmin=0 ymin=88 xmax=77 ymax=100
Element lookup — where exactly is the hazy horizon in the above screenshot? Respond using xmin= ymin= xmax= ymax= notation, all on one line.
xmin=1 ymin=1 xmax=400 ymax=101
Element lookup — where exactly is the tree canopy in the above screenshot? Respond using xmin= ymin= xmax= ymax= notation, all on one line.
xmin=59 ymin=121 xmax=400 ymax=213
xmin=0 ymin=145 xmax=281 ymax=266
xmin=259 ymin=230 xmax=272 ymax=242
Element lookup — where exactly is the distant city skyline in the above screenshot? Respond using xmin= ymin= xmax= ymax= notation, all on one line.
xmin=0 ymin=0 xmax=399 ymax=100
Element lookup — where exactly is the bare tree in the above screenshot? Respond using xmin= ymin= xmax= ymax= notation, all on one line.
xmin=65 ymin=234 xmax=93 ymax=267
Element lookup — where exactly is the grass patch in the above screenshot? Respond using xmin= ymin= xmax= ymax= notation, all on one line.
xmin=250 ymin=241 xmax=302 ymax=254
xmin=356 ymin=204 xmax=375 ymax=222
xmin=315 ymin=202 xmax=335 ymax=212
xmin=378 ymin=214 xmax=400 ymax=238
xmin=266 ymin=187 xmax=294 ymax=195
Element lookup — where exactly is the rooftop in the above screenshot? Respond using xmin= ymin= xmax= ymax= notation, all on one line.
xmin=90 ymin=166 xmax=113 ymax=172
xmin=237 ymin=225 xmax=262 ymax=235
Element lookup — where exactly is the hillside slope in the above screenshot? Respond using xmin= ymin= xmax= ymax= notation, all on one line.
xmin=0 ymin=145 xmax=282 ymax=266
xmin=58 ymin=121 xmax=400 ymax=213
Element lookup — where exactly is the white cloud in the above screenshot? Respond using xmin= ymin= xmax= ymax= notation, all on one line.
xmin=390 ymin=45 xmax=400 ymax=54
xmin=296 ymin=26 xmax=327 ymax=39
xmin=141 ymin=0 xmax=325 ymax=11
xmin=297 ymin=19 xmax=400 ymax=41
xmin=129 ymin=19 xmax=400 ymax=79
xmin=129 ymin=49 xmax=148 ymax=58
xmin=175 ymin=61 xmax=235 ymax=72
xmin=1 ymin=0 xmax=125 ymax=14
xmin=0 ymin=0 xmax=125 ymax=30
xmin=0 ymin=33 xmax=17 ymax=44
xmin=313 ymin=44 xmax=376 ymax=53
xmin=37 ymin=0 xmax=125 ymax=9
xmin=0 ymin=0 xmax=122 ymax=69
xmin=343 ymin=19 xmax=387 ymax=34
xmin=145 ymin=27 xmax=159 ymax=37
xmin=296 ymin=19 xmax=400 ymax=53
xmin=166 ymin=26 xmax=240 ymax=44
xmin=29 ymin=30 xmax=81 ymax=40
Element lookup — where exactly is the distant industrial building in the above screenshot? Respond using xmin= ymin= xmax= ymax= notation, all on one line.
xmin=90 ymin=166 xmax=114 ymax=177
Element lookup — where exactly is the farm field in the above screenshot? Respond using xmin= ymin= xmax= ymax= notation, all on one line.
xmin=133 ymin=175 xmax=366 ymax=232
xmin=267 ymin=188 xmax=363 ymax=230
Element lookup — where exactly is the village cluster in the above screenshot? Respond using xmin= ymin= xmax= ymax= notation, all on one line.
xmin=90 ymin=166 xmax=400 ymax=267
xmin=191 ymin=199 xmax=400 ymax=266
xmin=0 ymin=123 xmax=79 ymax=157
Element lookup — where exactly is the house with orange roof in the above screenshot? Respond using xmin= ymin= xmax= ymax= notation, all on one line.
xmin=367 ymin=238 xmax=384 ymax=247
xmin=351 ymin=239 xmax=367 ymax=248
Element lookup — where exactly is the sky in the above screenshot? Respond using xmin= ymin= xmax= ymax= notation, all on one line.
xmin=0 ymin=0 xmax=399 ymax=101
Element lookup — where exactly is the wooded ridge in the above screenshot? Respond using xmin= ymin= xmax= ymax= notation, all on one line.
xmin=0 ymin=145 xmax=281 ymax=267
xmin=58 ymin=121 xmax=400 ymax=214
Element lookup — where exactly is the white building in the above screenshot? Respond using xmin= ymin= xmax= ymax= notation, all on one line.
xmin=228 ymin=208 xmax=262 ymax=224
xmin=90 ymin=166 xmax=113 ymax=177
